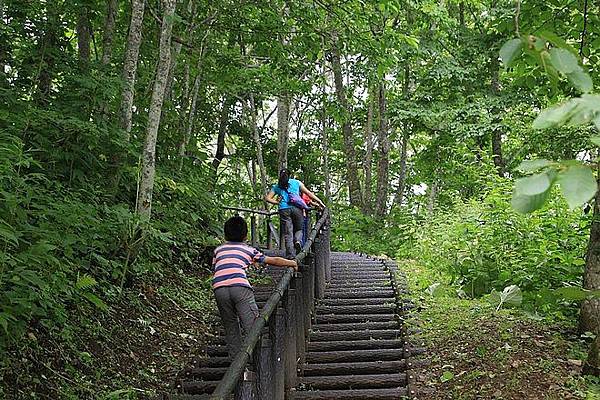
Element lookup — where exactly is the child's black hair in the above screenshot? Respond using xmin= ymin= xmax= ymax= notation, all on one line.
xmin=278 ymin=168 xmax=290 ymax=190
xmin=224 ymin=216 xmax=248 ymax=242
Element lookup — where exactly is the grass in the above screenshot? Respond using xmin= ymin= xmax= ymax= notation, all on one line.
xmin=401 ymin=260 xmax=600 ymax=400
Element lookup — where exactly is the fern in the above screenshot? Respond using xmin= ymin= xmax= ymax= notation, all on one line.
xmin=75 ymin=274 xmax=97 ymax=290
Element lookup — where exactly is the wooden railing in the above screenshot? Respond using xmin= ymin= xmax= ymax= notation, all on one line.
xmin=209 ymin=207 xmax=331 ymax=400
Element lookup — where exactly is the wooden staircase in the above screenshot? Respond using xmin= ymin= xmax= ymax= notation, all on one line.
xmin=163 ymin=251 xmax=415 ymax=399
xmin=294 ymin=253 xmax=411 ymax=399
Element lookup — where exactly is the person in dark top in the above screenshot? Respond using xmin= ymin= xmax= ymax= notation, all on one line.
xmin=264 ymin=168 xmax=325 ymax=258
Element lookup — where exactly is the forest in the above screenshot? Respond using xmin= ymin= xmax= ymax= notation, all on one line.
xmin=1 ymin=0 xmax=600 ymax=398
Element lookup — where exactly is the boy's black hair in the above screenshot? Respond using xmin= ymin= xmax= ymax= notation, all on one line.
xmin=224 ymin=216 xmax=248 ymax=242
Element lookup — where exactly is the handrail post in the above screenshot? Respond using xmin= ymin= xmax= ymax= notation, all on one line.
xmin=314 ymin=235 xmax=326 ymax=300
xmin=293 ymin=272 xmax=306 ymax=368
xmin=283 ymin=286 xmax=297 ymax=397
xmin=250 ymin=215 xmax=257 ymax=248
xmin=256 ymin=326 xmax=273 ymax=399
xmin=323 ymin=214 xmax=332 ymax=282
xmin=266 ymin=215 xmax=273 ymax=249
xmin=272 ymin=306 xmax=285 ymax=399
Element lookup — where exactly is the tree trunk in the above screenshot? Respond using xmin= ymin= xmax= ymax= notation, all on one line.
xmin=427 ymin=179 xmax=438 ymax=216
xmin=101 ymin=0 xmax=118 ymax=65
xmin=394 ymin=129 xmax=409 ymax=207
xmin=119 ymin=0 xmax=145 ymax=139
xmin=490 ymin=55 xmax=505 ymax=177
xmin=585 ymin=335 xmax=600 ymax=376
xmin=0 ymin=0 xmax=6 ymax=86
xmin=178 ymin=59 xmax=202 ymax=165
xmin=36 ymin=1 xmax=60 ymax=103
xmin=136 ymin=0 xmax=176 ymax=219
xmin=76 ymin=5 xmax=92 ymax=65
xmin=321 ymin=89 xmax=331 ymax=200
xmin=277 ymin=94 xmax=290 ymax=171
xmin=375 ymin=82 xmax=390 ymax=217
xmin=362 ymin=91 xmax=374 ymax=215
xmin=330 ymin=32 xmax=362 ymax=208
xmin=249 ymin=94 xmax=268 ymax=196
xmin=581 ymin=174 xmax=600 ymax=375
xmin=212 ymin=97 xmax=232 ymax=174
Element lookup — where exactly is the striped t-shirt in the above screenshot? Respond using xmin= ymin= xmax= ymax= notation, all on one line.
xmin=211 ymin=242 xmax=266 ymax=290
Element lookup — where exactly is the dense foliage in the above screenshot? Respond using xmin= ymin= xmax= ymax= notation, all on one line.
xmin=1 ymin=0 xmax=600 ymax=396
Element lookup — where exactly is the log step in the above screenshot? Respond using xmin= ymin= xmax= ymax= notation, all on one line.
xmin=181 ymin=380 xmax=218 ymax=394
xmin=309 ymin=329 xmax=402 ymax=342
xmin=302 ymin=360 xmax=408 ymax=376
xmin=312 ymin=321 xmax=398 ymax=332
xmin=324 ymin=290 xmax=394 ymax=299
xmin=299 ymin=373 xmax=407 ymax=390
xmin=306 ymin=348 xmax=404 ymax=363
xmin=294 ymin=387 xmax=408 ymax=399
xmin=319 ymin=298 xmax=395 ymax=306
xmin=316 ymin=304 xmax=395 ymax=315
xmin=315 ymin=313 xmax=396 ymax=324
xmin=308 ymin=339 xmax=404 ymax=352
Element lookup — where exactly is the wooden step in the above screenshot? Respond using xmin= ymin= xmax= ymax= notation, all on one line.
xmin=302 ymin=360 xmax=408 ymax=376
xmin=319 ymin=298 xmax=395 ymax=306
xmin=181 ymin=380 xmax=218 ymax=394
xmin=294 ymin=387 xmax=408 ymax=399
xmin=324 ymin=290 xmax=395 ymax=299
xmin=308 ymin=339 xmax=404 ymax=352
xmin=309 ymin=329 xmax=402 ymax=342
xmin=306 ymin=348 xmax=404 ymax=363
xmin=316 ymin=304 xmax=395 ymax=315
xmin=299 ymin=372 xmax=407 ymax=390
xmin=312 ymin=321 xmax=398 ymax=332
xmin=315 ymin=313 xmax=396 ymax=324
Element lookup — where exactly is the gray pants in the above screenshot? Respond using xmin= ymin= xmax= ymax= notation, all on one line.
xmin=280 ymin=206 xmax=304 ymax=257
xmin=214 ymin=286 xmax=259 ymax=359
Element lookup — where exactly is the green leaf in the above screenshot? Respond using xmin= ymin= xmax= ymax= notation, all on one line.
xmin=511 ymin=190 xmax=550 ymax=213
xmin=516 ymin=159 xmax=553 ymax=173
xmin=554 ymin=287 xmax=600 ymax=301
xmin=566 ymin=70 xmax=593 ymax=93
xmin=76 ymin=274 xmax=97 ymax=290
xmin=533 ymin=100 xmax=578 ymax=129
xmin=440 ymin=371 xmax=454 ymax=383
xmin=549 ymin=48 xmax=579 ymax=74
xmin=499 ymin=39 xmax=523 ymax=67
xmin=83 ymin=292 xmax=108 ymax=311
xmin=556 ymin=165 xmax=597 ymax=209
xmin=591 ymin=136 xmax=600 ymax=147
xmin=514 ymin=173 xmax=552 ymax=195
xmin=501 ymin=285 xmax=523 ymax=307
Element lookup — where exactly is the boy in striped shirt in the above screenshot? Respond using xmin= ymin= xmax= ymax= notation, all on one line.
xmin=213 ymin=216 xmax=298 ymax=359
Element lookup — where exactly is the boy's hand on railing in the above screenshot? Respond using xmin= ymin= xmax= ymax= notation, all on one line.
xmin=289 ymin=259 xmax=298 ymax=271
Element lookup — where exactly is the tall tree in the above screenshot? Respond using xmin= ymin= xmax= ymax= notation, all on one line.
xmin=362 ymin=90 xmax=374 ymax=214
xmin=119 ymin=0 xmax=145 ymax=139
xmin=330 ymin=32 xmax=362 ymax=208
xmin=582 ymin=172 xmax=600 ymax=374
xmin=76 ymin=4 xmax=92 ymax=65
xmin=249 ymin=94 xmax=267 ymax=197
xmin=375 ymin=82 xmax=390 ymax=217
xmin=277 ymin=95 xmax=290 ymax=171
xmin=212 ymin=97 xmax=232 ymax=175
xmin=136 ymin=0 xmax=176 ymax=218
xmin=101 ymin=0 xmax=118 ymax=65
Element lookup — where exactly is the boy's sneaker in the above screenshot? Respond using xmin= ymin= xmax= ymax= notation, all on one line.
xmin=294 ymin=241 xmax=302 ymax=255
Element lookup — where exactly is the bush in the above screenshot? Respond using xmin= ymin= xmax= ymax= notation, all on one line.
xmin=411 ymin=181 xmax=589 ymax=299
